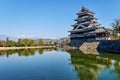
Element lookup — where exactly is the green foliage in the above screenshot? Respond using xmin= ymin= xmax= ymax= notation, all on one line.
xmin=16 ymin=39 xmax=24 ymax=47
xmin=16 ymin=39 xmax=36 ymax=47
xmin=24 ymin=39 xmax=30 ymax=46
xmin=7 ymin=40 xmax=16 ymax=47
xmin=29 ymin=40 xmax=35 ymax=46
xmin=39 ymin=49 xmax=43 ymax=54
xmin=0 ymin=38 xmax=55 ymax=47
xmin=29 ymin=49 xmax=35 ymax=55
xmin=39 ymin=39 xmax=44 ymax=46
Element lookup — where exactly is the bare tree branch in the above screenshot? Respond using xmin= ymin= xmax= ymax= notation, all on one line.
xmin=111 ymin=19 xmax=120 ymax=32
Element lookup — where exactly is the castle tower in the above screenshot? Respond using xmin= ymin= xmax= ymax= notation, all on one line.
xmin=68 ymin=7 xmax=107 ymax=47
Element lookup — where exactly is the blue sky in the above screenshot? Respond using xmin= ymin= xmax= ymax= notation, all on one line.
xmin=0 ymin=0 xmax=120 ymax=39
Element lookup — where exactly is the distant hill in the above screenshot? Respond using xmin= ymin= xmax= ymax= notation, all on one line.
xmin=0 ymin=34 xmax=68 ymax=42
xmin=0 ymin=35 xmax=18 ymax=41
xmin=57 ymin=37 xmax=70 ymax=42
xmin=37 ymin=38 xmax=57 ymax=42
xmin=58 ymin=37 xmax=69 ymax=40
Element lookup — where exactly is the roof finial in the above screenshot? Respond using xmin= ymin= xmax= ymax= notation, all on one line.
xmin=82 ymin=6 xmax=85 ymax=10
xmin=81 ymin=6 xmax=89 ymax=12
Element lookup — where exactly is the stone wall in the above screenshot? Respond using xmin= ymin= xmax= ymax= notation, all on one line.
xmin=68 ymin=39 xmax=85 ymax=47
xmin=79 ymin=41 xmax=99 ymax=54
xmin=69 ymin=40 xmax=120 ymax=54
xmin=68 ymin=38 xmax=95 ymax=48
xmin=97 ymin=40 xmax=120 ymax=53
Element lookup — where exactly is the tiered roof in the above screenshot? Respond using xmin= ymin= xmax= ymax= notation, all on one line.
xmin=69 ymin=7 xmax=105 ymax=33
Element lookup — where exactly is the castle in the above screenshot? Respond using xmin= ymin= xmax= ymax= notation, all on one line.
xmin=68 ymin=7 xmax=108 ymax=47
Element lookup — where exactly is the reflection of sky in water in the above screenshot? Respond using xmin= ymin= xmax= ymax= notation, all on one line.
xmin=98 ymin=66 xmax=119 ymax=80
xmin=97 ymin=55 xmax=120 ymax=80
xmin=97 ymin=57 xmax=120 ymax=80
xmin=0 ymin=50 xmax=79 ymax=80
xmin=0 ymin=49 xmax=120 ymax=80
xmin=111 ymin=60 xmax=116 ymax=64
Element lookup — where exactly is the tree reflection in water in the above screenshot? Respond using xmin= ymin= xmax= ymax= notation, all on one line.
xmin=0 ymin=48 xmax=56 ymax=57
xmin=0 ymin=49 xmax=120 ymax=80
xmin=67 ymin=49 xmax=120 ymax=80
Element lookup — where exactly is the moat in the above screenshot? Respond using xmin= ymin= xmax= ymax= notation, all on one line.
xmin=0 ymin=49 xmax=120 ymax=80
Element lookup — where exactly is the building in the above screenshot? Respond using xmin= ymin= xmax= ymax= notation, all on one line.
xmin=68 ymin=7 xmax=108 ymax=47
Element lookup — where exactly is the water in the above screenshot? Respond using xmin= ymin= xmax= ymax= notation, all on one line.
xmin=0 ymin=49 xmax=120 ymax=80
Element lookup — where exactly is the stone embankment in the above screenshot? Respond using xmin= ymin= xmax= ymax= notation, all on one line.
xmin=97 ymin=40 xmax=120 ymax=53
xmin=79 ymin=42 xmax=99 ymax=54
xmin=79 ymin=40 xmax=120 ymax=54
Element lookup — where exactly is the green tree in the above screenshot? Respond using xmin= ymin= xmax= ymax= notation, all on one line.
xmin=7 ymin=40 xmax=16 ymax=47
xmin=16 ymin=39 xmax=24 ymax=47
xmin=29 ymin=40 xmax=35 ymax=46
xmin=39 ymin=39 xmax=44 ymax=46
xmin=24 ymin=39 xmax=30 ymax=47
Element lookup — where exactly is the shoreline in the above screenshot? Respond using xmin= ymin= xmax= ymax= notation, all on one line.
xmin=0 ymin=46 xmax=55 ymax=50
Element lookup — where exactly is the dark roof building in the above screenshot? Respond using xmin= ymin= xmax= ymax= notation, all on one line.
xmin=68 ymin=7 xmax=108 ymax=47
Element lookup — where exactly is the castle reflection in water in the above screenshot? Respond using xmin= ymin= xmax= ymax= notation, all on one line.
xmin=67 ymin=49 xmax=120 ymax=80
xmin=0 ymin=49 xmax=120 ymax=80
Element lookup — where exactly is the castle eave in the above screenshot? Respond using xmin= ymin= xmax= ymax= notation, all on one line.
xmin=77 ymin=11 xmax=94 ymax=15
xmin=69 ymin=29 xmax=84 ymax=33
xmin=89 ymin=28 xmax=106 ymax=34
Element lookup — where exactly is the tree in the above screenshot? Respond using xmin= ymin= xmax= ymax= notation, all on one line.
xmin=6 ymin=37 xmax=9 ymax=47
xmin=16 ymin=39 xmax=24 ymax=47
xmin=39 ymin=39 xmax=44 ymax=46
xmin=111 ymin=19 xmax=120 ymax=39
xmin=24 ymin=39 xmax=30 ymax=47
xmin=29 ymin=40 xmax=35 ymax=46
xmin=111 ymin=19 xmax=120 ymax=32
xmin=7 ymin=40 xmax=16 ymax=47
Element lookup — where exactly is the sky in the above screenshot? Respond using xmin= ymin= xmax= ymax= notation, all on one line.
xmin=0 ymin=0 xmax=120 ymax=39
